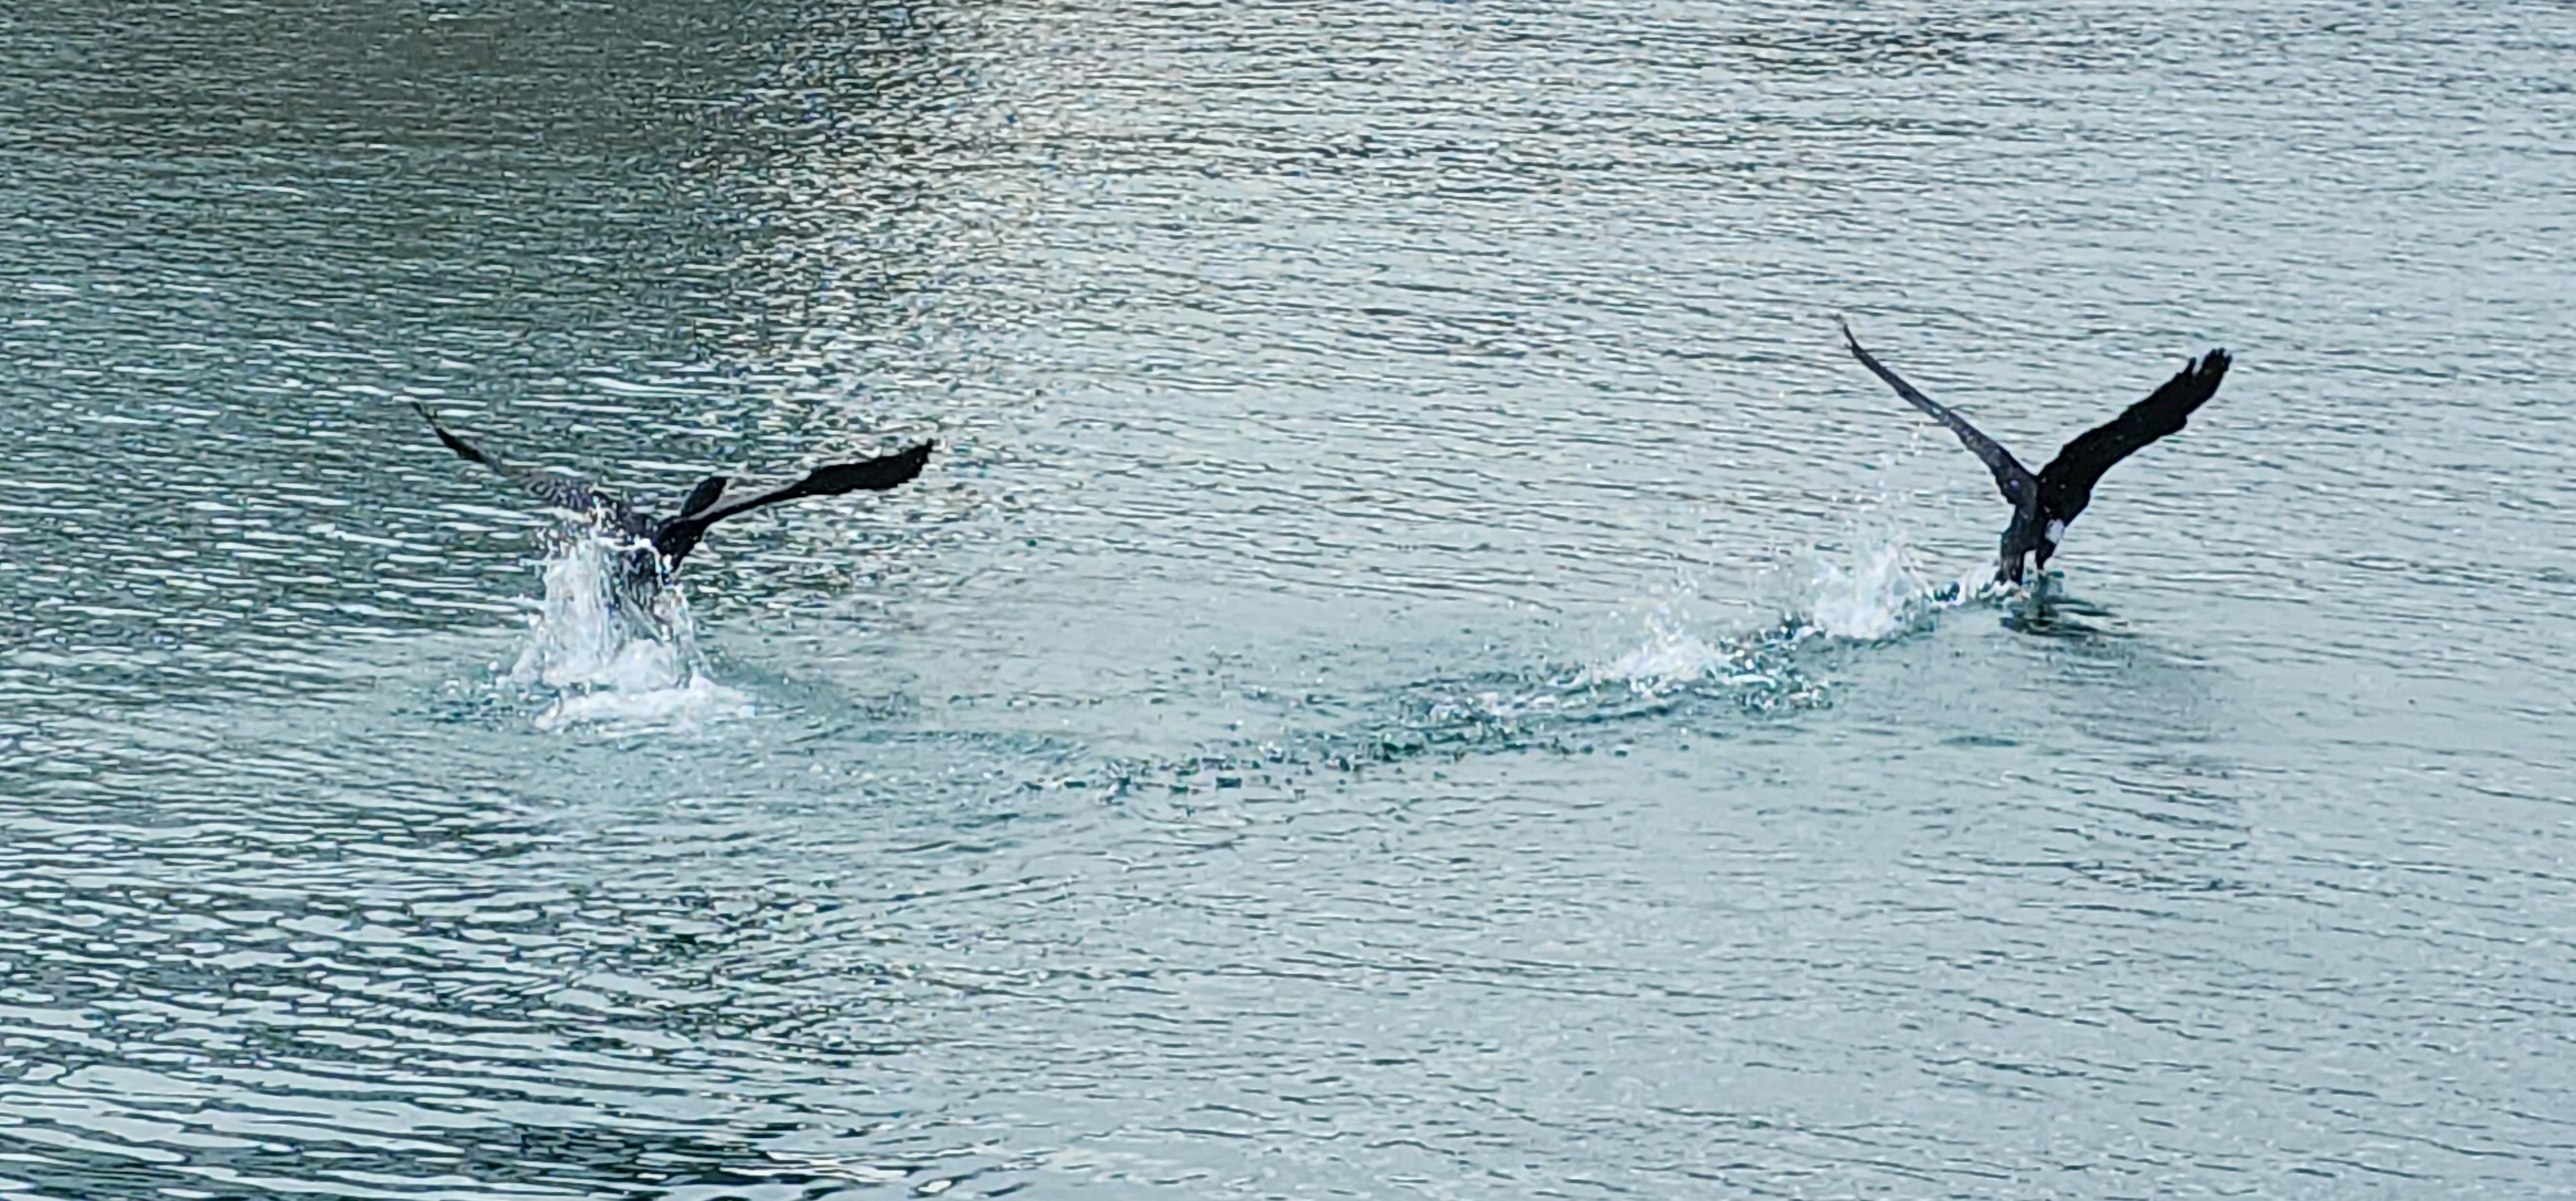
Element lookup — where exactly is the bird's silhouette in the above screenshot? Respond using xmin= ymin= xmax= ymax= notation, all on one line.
xmin=413 ymin=402 xmax=932 ymax=591
xmin=1838 ymin=320 xmax=2231 ymax=585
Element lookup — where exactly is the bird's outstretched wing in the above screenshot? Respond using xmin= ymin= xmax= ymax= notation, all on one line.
xmin=2035 ymin=349 xmax=2231 ymax=524
xmin=692 ymin=441 xmax=934 ymax=524
xmin=1839 ymin=319 xmax=2036 ymax=506
xmin=412 ymin=403 xmax=641 ymax=530
xmin=650 ymin=441 xmax=934 ymax=565
xmin=675 ymin=475 xmax=729 ymax=518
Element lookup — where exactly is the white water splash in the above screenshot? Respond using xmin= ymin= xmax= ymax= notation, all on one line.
xmin=1579 ymin=581 xmax=1819 ymax=704
xmin=534 ymin=673 xmax=748 ymax=733
xmin=1807 ymin=528 xmax=1935 ymax=640
xmin=1583 ymin=523 xmax=1970 ymax=696
xmin=1586 ymin=606 xmax=1737 ymax=693
xmin=506 ymin=535 xmax=751 ymax=732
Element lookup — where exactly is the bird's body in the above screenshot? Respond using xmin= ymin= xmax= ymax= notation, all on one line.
xmin=413 ymin=403 xmax=932 ymax=599
xmin=1837 ymin=321 xmax=2231 ymax=585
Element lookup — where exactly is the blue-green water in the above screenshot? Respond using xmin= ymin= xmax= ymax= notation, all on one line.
xmin=3 ymin=2 xmax=2573 ymax=1196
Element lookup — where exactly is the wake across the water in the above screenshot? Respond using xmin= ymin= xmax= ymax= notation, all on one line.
xmin=504 ymin=534 xmax=751 ymax=732
xmin=1026 ymin=524 xmax=2009 ymax=798
xmin=1585 ymin=522 xmax=1976 ymax=697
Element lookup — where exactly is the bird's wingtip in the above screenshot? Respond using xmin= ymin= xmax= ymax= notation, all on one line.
xmin=1834 ymin=312 xmax=1875 ymax=353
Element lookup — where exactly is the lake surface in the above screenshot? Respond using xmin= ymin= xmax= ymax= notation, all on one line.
xmin=4 ymin=1 xmax=2573 ymax=1196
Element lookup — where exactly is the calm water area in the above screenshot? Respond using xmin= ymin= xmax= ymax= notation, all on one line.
xmin=2 ymin=1 xmax=2573 ymax=1196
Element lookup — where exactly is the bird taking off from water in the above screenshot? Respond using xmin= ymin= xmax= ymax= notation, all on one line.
xmin=413 ymin=402 xmax=932 ymax=590
xmin=1837 ymin=319 xmax=2231 ymax=586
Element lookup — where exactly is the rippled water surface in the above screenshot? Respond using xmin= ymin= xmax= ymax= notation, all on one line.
xmin=5 ymin=1 xmax=2574 ymax=1196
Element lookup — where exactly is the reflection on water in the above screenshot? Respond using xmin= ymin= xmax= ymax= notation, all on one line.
xmin=5 ymin=0 xmax=2576 ymax=1197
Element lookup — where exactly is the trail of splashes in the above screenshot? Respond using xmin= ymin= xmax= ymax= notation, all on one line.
xmin=983 ymin=524 xmax=1997 ymax=797
xmin=1585 ymin=521 xmax=1983 ymax=701
xmin=506 ymin=534 xmax=751 ymax=733
xmin=1083 ymin=626 xmax=1830 ymax=797
xmin=1186 ymin=528 xmax=1974 ymax=783
xmin=1578 ymin=606 xmax=1819 ymax=702
xmin=1082 ymin=595 xmax=1847 ymax=796
xmin=1075 ymin=530 xmax=1944 ymax=793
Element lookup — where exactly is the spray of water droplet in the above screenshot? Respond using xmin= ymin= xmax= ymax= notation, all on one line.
xmin=1806 ymin=526 xmax=1934 ymax=641
xmin=1586 ymin=604 xmax=1739 ymax=695
xmin=1585 ymin=518 xmax=1978 ymax=699
xmin=505 ymin=534 xmax=751 ymax=732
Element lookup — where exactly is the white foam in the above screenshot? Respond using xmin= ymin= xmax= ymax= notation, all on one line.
xmin=1807 ymin=528 xmax=1933 ymax=641
xmin=533 ymin=673 xmax=752 ymax=734
xmin=1585 ymin=606 xmax=1737 ymax=694
xmin=1583 ymin=520 xmax=1972 ymax=693
xmin=504 ymin=535 xmax=751 ymax=733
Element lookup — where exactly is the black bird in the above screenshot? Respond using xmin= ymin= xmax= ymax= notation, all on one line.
xmin=1837 ymin=320 xmax=2231 ymax=585
xmin=413 ymin=402 xmax=933 ymax=591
